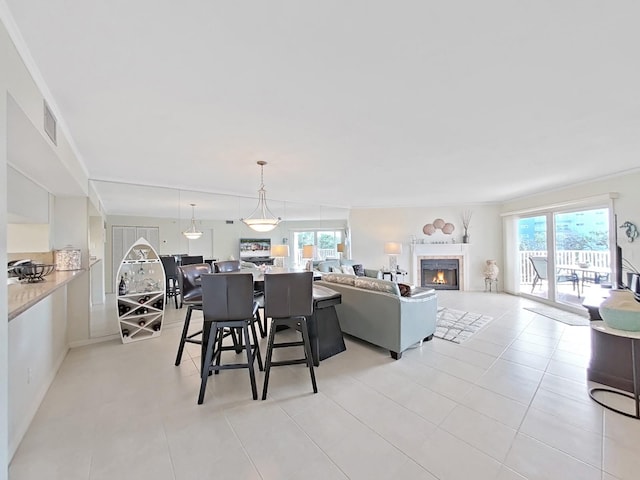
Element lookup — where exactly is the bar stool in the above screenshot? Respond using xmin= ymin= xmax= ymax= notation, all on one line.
xmin=213 ymin=260 xmax=241 ymax=273
xmin=262 ymin=271 xmax=317 ymax=400
xmin=198 ymin=273 xmax=263 ymax=404
xmin=160 ymin=255 xmax=180 ymax=308
xmin=215 ymin=260 xmax=268 ymax=337
xmin=174 ymin=263 xmax=211 ymax=366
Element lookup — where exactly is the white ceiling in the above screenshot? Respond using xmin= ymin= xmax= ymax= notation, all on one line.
xmin=4 ymin=1 xmax=640 ymax=211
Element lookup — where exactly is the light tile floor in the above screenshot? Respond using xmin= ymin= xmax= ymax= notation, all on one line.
xmin=9 ymin=291 xmax=640 ymax=479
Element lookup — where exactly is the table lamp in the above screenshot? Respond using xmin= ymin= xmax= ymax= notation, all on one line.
xmin=271 ymin=244 xmax=289 ymax=268
xmin=302 ymin=245 xmax=316 ymax=271
xmin=384 ymin=242 xmax=402 ymax=272
xmin=336 ymin=243 xmax=345 ymax=259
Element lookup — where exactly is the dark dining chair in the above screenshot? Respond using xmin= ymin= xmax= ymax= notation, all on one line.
xmin=174 ymin=263 xmax=211 ymax=366
xmin=180 ymin=255 xmax=204 ymax=266
xmin=214 ymin=259 xmax=268 ymax=338
xmin=213 ymin=260 xmax=241 ymax=273
xmin=262 ymin=271 xmax=317 ymax=400
xmin=160 ymin=255 xmax=180 ymax=308
xmin=197 ymin=273 xmax=263 ymax=404
xmin=529 ymin=256 xmax=580 ymax=296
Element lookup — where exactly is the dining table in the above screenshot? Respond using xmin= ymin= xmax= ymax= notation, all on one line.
xmin=556 ymin=264 xmax=611 ymax=298
xmin=199 ymin=268 xmax=345 ymax=370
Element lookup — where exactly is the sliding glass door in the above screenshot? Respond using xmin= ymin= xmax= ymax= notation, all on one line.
xmin=553 ymin=208 xmax=609 ymax=305
xmin=518 ymin=215 xmax=549 ymax=300
xmin=517 ymin=207 xmax=610 ymax=308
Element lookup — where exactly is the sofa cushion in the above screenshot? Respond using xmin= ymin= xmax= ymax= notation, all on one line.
xmin=322 ymin=273 xmax=356 ymax=286
xmin=342 ymin=264 xmax=356 ymax=275
xmin=354 ymin=277 xmax=400 ymax=296
xmin=352 ymin=264 xmax=365 ymax=276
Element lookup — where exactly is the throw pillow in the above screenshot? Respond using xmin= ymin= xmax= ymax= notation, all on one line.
xmin=398 ymin=283 xmax=412 ymax=297
xmin=352 ymin=264 xmax=365 ymax=276
xmin=342 ymin=265 xmax=355 ymax=275
xmin=331 ymin=266 xmax=342 ymax=273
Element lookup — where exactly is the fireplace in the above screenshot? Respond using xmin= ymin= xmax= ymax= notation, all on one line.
xmin=412 ymin=244 xmax=469 ymax=290
xmin=421 ymin=259 xmax=460 ymax=290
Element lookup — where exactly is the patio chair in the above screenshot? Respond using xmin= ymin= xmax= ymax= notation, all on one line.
xmin=529 ymin=256 xmax=580 ymax=296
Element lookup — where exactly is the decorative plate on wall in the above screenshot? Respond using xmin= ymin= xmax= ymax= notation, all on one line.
xmin=423 ymin=224 xmax=436 ymax=235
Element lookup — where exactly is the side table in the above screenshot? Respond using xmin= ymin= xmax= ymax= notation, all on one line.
xmin=484 ymin=277 xmax=498 ymax=292
xmin=589 ymin=321 xmax=640 ymax=419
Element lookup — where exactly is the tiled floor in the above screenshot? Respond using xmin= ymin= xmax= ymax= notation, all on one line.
xmin=9 ymin=291 xmax=640 ymax=479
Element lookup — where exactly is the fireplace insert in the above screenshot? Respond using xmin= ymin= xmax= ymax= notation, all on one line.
xmin=421 ymin=259 xmax=459 ymax=290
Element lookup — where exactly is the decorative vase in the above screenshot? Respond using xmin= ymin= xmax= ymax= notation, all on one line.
xmin=462 ymin=233 xmax=470 ymax=244
xmin=484 ymin=260 xmax=499 ymax=280
xmin=599 ymin=290 xmax=640 ymax=331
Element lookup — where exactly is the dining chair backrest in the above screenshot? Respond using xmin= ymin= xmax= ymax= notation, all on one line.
xmin=177 ymin=263 xmax=211 ymax=303
xmin=264 ymin=272 xmax=313 ymax=319
xmin=160 ymin=255 xmax=178 ymax=280
xmin=180 ymin=255 xmax=204 ymax=266
xmin=529 ymin=256 xmax=548 ymax=280
xmin=214 ymin=260 xmax=241 ymax=273
xmin=201 ymin=273 xmax=255 ymax=321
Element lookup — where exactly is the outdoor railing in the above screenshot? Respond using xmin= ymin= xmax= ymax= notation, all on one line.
xmin=520 ymin=250 xmax=610 ymax=284
xmin=294 ymin=248 xmax=339 ymax=266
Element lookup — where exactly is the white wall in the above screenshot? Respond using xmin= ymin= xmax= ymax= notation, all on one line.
xmin=349 ymin=205 xmax=503 ymax=290
xmin=0 ymin=20 xmax=10 ymax=479
xmin=6 ymin=224 xmax=50 ymax=252
xmin=6 ymin=165 xmax=49 ymax=223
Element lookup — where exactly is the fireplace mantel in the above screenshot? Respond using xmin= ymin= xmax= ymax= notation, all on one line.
xmin=410 ymin=243 xmax=470 ymax=291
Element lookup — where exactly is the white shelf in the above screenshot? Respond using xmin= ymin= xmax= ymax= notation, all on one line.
xmin=116 ymin=238 xmax=166 ymax=344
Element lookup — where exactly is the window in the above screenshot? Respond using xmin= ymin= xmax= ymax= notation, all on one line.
xmin=292 ymin=230 xmax=344 ymax=265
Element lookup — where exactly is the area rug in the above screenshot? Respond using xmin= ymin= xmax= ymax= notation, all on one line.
xmin=435 ymin=307 xmax=494 ymax=343
xmin=524 ymin=306 xmax=589 ymax=326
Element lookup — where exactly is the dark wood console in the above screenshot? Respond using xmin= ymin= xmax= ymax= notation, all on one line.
xmin=585 ymin=289 xmax=635 ymax=393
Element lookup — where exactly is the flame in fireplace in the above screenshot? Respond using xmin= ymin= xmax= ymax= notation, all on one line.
xmin=432 ymin=270 xmax=447 ymax=284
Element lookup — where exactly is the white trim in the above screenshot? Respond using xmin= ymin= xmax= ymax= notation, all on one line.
xmin=500 ymin=193 xmax=618 ymax=217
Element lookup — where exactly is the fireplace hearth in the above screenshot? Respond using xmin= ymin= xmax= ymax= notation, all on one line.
xmin=421 ymin=259 xmax=460 ymax=290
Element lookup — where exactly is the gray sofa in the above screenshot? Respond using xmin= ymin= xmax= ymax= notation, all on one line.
xmin=314 ymin=259 xmax=380 ymax=278
xmin=316 ymin=273 xmax=437 ymax=359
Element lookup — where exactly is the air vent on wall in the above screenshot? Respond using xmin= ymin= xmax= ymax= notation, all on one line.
xmin=226 ymin=220 xmax=234 ymax=224
xmin=43 ymin=100 xmax=57 ymax=145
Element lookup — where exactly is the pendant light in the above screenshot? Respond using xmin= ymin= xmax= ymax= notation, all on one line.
xmin=241 ymin=160 xmax=281 ymax=232
xmin=183 ymin=203 xmax=203 ymax=240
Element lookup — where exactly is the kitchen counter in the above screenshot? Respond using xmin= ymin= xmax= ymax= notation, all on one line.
xmin=8 ymin=268 xmax=87 ymax=321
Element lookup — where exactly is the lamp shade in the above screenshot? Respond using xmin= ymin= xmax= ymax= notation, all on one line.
xmin=384 ymin=242 xmax=402 ymax=255
xmin=302 ymin=245 xmax=316 ymax=259
xmin=336 ymin=243 xmax=345 ymax=253
xmin=271 ymin=244 xmax=289 ymax=258
xmin=182 ymin=203 xmax=203 ymax=240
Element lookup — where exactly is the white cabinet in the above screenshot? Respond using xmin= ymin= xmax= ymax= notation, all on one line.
xmin=116 ymin=238 xmax=166 ymax=343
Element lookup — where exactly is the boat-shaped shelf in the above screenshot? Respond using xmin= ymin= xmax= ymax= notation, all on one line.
xmin=116 ymin=238 xmax=166 ymax=343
